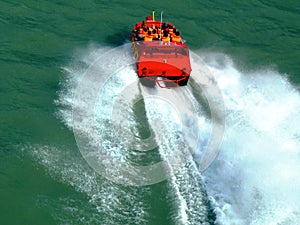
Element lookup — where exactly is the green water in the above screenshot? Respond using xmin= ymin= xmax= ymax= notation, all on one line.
xmin=1 ymin=1 xmax=299 ymax=224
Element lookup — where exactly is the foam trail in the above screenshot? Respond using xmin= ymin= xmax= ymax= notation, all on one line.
xmin=141 ymin=85 xmax=213 ymax=224
xmin=196 ymin=52 xmax=300 ymax=225
xmin=70 ymin=44 xmax=216 ymax=224
xmin=48 ymin=44 xmax=151 ymax=224
xmin=76 ymin=43 xmax=214 ymax=224
xmin=53 ymin=43 xmax=300 ymax=225
xmin=52 ymin=44 xmax=214 ymax=224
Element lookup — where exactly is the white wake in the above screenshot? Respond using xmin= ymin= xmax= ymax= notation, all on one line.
xmin=33 ymin=43 xmax=300 ymax=225
xmin=198 ymin=52 xmax=300 ymax=225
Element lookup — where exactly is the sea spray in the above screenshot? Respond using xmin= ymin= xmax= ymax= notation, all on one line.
xmin=200 ymin=52 xmax=300 ymax=225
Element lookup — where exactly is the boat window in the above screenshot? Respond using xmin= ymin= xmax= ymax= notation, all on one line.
xmin=145 ymin=47 xmax=188 ymax=56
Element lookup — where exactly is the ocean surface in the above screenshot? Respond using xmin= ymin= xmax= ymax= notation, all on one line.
xmin=1 ymin=1 xmax=300 ymax=224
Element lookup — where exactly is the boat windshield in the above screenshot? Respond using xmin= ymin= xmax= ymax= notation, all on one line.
xmin=144 ymin=46 xmax=188 ymax=56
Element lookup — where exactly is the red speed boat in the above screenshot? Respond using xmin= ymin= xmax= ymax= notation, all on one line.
xmin=130 ymin=10 xmax=192 ymax=87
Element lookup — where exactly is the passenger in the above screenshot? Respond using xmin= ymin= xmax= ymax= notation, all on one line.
xmin=144 ymin=31 xmax=153 ymax=41
xmin=134 ymin=27 xmax=142 ymax=40
xmin=157 ymin=28 xmax=161 ymax=35
xmin=169 ymin=27 xmax=174 ymax=35
xmin=142 ymin=27 xmax=148 ymax=38
xmin=138 ymin=27 xmax=144 ymax=39
xmin=138 ymin=26 xmax=143 ymax=33
xmin=172 ymin=28 xmax=177 ymax=36
xmin=162 ymin=33 xmax=170 ymax=43
xmin=172 ymin=31 xmax=181 ymax=43
xmin=152 ymin=29 xmax=159 ymax=40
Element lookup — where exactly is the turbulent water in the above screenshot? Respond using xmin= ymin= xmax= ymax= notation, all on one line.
xmin=33 ymin=44 xmax=300 ymax=224
xmin=200 ymin=53 xmax=300 ymax=225
xmin=1 ymin=1 xmax=300 ymax=225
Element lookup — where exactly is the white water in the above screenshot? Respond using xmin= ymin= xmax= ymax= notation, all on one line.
xmin=48 ymin=43 xmax=210 ymax=224
xmin=30 ymin=44 xmax=150 ymax=224
xmin=140 ymin=85 xmax=212 ymax=224
xmin=57 ymin=44 xmax=214 ymax=224
xmin=35 ymin=44 xmax=300 ymax=224
xmin=199 ymin=52 xmax=300 ymax=225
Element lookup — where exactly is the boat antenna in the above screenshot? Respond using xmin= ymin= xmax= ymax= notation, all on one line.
xmin=160 ymin=11 xmax=163 ymax=41
xmin=152 ymin=9 xmax=155 ymax=21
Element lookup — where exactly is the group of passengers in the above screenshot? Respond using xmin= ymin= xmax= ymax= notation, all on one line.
xmin=133 ymin=22 xmax=182 ymax=43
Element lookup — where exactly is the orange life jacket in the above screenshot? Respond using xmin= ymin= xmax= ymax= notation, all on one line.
xmin=152 ymin=33 xmax=159 ymax=39
xmin=162 ymin=35 xmax=170 ymax=42
xmin=144 ymin=35 xmax=153 ymax=41
xmin=142 ymin=30 xmax=148 ymax=37
xmin=172 ymin=35 xmax=181 ymax=43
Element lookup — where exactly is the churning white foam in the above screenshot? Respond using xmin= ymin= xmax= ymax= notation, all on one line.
xmin=140 ymin=85 xmax=212 ymax=224
xmin=55 ymin=43 xmax=215 ymax=224
xmin=53 ymin=43 xmax=210 ymax=224
xmin=199 ymin=53 xmax=300 ymax=225
xmin=42 ymin=44 xmax=151 ymax=224
xmin=50 ymin=43 xmax=300 ymax=225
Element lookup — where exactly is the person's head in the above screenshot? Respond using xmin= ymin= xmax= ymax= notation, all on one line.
xmin=148 ymin=31 xmax=152 ymax=35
